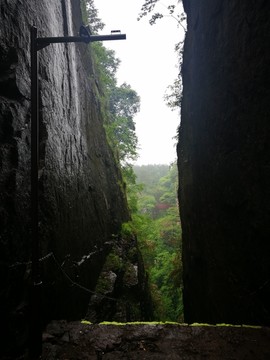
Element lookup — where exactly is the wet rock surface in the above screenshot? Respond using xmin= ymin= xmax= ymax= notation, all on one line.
xmin=179 ymin=0 xmax=270 ymax=324
xmin=41 ymin=321 xmax=270 ymax=359
xmin=0 ymin=0 xmax=151 ymax=356
xmin=86 ymin=236 xmax=153 ymax=323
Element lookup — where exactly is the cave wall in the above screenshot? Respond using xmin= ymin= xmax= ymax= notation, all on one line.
xmin=178 ymin=0 xmax=270 ymax=324
xmin=0 ymin=0 xmax=152 ymax=355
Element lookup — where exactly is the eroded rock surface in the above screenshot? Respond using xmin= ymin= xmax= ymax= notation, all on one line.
xmin=41 ymin=321 xmax=270 ymax=360
xmin=179 ymin=0 xmax=270 ymax=324
xmin=0 ymin=0 xmax=151 ymax=356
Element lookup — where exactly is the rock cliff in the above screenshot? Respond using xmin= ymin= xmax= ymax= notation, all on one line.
xmin=0 ymin=0 xmax=151 ymax=356
xmin=178 ymin=0 xmax=270 ymax=324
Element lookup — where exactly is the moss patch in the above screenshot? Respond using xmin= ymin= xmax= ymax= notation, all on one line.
xmin=86 ymin=321 xmax=263 ymax=328
xmin=103 ymin=252 xmax=123 ymax=272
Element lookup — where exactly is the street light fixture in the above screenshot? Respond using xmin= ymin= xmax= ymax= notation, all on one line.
xmin=30 ymin=25 xmax=126 ymax=359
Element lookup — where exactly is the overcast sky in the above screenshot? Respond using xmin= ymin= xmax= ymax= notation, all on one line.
xmin=96 ymin=0 xmax=184 ymax=165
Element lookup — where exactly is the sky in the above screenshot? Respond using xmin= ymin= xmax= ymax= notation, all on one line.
xmin=96 ymin=0 xmax=184 ymax=165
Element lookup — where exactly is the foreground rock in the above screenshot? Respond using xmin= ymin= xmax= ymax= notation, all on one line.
xmin=42 ymin=321 xmax=270 ymax=359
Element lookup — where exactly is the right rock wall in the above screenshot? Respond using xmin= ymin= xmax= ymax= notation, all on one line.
xmin=178 ymin=0 xmax=270 ymax=324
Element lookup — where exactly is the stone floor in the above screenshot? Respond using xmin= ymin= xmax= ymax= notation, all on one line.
xmin=41 ymin=321 xmax=270 ymax=359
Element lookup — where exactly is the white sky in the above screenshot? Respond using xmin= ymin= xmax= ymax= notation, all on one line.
xmin=96 ymin=0 xmax=184 ymax=165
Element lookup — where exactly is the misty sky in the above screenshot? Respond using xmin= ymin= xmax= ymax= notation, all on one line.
xmin=96 ymin=0 xmax=184 ymax=165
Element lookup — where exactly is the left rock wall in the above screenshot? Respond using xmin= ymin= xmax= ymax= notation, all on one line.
xmin=0 ymin=0 xmax=136 ymax=355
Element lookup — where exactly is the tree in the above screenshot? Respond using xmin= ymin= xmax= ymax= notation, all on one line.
xmin=109 ymin=83 xmax=140 ymax=120
xmin=82 ymin=2 xmax=140 ymax=169
xmin=138 ymin=0 xmax=186 ymax=29
xmin=164 ymin=40 xmax=184 ymax=111
xmin=106 ymin=83 xmax=140 ymax=167
xmin=131 ymin=163 xmax=183 ymax=321
xmin=82 ymin=0 xmax=105 ymax=33
xmin=138 ymin=0 xmax=186 ymax=113
xmin=81 ymin=1 xmax=141 ymax=222
xmin=91 ymin=43 xmax=120 ymax=94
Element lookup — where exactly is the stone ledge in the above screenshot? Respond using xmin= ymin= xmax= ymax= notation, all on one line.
xmin=42 ymin=320 xmax=270 ymax=359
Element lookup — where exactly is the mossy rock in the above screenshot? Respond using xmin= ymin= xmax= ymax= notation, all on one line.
xmin=103 ymin=252 xmax=123 ymax=272
xmin=127 ymin=247 xmax=138 ymax=262
xmin=123 ymin=263 xmax=138 ymax=288
xmin=95 ymin=271 xmax=117 ymax=294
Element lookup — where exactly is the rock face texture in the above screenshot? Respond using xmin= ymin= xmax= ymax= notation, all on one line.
xmin=178 ymin=0 xmax=270 ymax=324
xmin=41 ymin=321 xmax=270 ymax=360
xmin=86 ymin=235 xmax=153 ymax=323
xmin=0 ymin=0 xmax=151 ymax=356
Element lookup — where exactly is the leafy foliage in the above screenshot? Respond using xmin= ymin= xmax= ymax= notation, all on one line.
xmin=91 ymin=43 xmax=120 ymax=93
xmin=138 ymin=0 xmax=186 ymax=113
xmin=81 ymin=0 xmax=183 ymax=321
xmin=164 ymin=40 xmax=185 ymax=111
xmin=81 ymin=0 xmax=105 ymax=33
xmin=133 ymin=163 xmax=183 ymax=321
xmin=120 ymin=164 xmax=183 ymax=321
xmin=91 ymin=45 xmax=139 ymax=168
xmin=138 ymin=0 xmax=186 ymax=28
xmin=81 ymin=0 xmax=139 ymax=170
xmin=107 ymin=83 xmax=140 ymax=166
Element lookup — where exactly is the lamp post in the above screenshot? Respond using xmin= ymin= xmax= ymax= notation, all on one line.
xmin=29 ymin=25 xmax=126 ymax=359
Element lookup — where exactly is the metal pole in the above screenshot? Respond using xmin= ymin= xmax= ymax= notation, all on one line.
xmin=29 ymin=25 xmax=42 ymax=359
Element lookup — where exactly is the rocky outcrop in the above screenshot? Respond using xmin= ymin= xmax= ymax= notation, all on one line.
xmin=86 ymin=234 xmax=153 ymax=323
xmin=0 ymin=0 xmax=151 ymax=356
xmin=178 ymin=1 xmax=270 ymax=324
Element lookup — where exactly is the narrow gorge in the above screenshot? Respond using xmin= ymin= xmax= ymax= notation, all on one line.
xmin=0 ymin=0 xmax=270 ymax=359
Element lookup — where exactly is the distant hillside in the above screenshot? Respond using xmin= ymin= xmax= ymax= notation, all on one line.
xmin=133 ymin=164 xmax=169 ymax=187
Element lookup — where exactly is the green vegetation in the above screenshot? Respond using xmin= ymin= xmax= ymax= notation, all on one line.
xmin=81 ymin=0 xmax=183 ymax=322
xmin=132 ymin=164 xmax=183 ymax=322
xmin=103 ymin=252 xmax=123 ymax=272
xmin=138 ymin=0 xmax=186 ymax=113
xmin=91 ymin=41 xmax=139 ymax=171
xmin=80 ymin=0 xmax=139 ymax=174
xmin=121 ymin=165 xmax=183 ymax=321
xmin=138 ymin=0 xmax=185 ymax=27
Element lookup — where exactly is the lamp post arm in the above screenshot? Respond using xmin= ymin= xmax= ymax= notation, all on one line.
xmin=36 ymin=33 xmax=126 ymax=50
